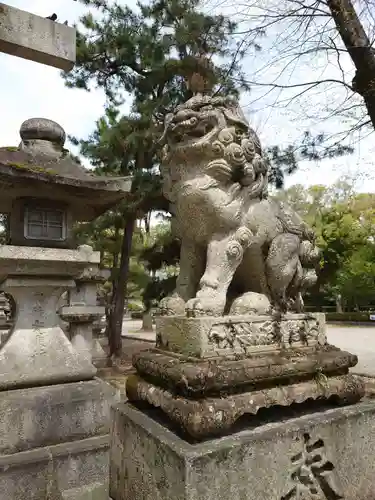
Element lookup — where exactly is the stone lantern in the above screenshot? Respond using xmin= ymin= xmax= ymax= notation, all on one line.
xmin=0 ymin=118 xmax=131 ymax=499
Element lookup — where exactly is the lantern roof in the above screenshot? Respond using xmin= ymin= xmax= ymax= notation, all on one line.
xmin=0 ymin=118 xmax=132 ymax=220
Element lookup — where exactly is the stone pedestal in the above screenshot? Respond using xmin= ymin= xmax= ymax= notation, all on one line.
xmin=0 ymin=245 xmax=116 ymax=499
xmin=0 ymin=276 xmax=96 ymax=389
xmin=60 ymin=268 xmax=109 ymax=369
xmin=91 ymin=270 xmax=110 ymax=367
xmin=126 ymin=313 xmax=364 ymax=439
xmin=110 ymin=400 xmax=375 ymax=500
xmin=93 ymin=315 xmax=108 ymax=348
xmin=1 ymin=379 xmax=116 ymax=500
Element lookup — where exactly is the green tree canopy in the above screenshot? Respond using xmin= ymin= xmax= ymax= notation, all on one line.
xmin=65 ymin=0 xmax=251 ymax=357
xmin=276 ymin=180 xmax=375 ymax=310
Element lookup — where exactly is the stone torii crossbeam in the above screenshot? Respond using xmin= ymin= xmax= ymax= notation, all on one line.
xmin=0 ymin=2 xmax=76 ymax=71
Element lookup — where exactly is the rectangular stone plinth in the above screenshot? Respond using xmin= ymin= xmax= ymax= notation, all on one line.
xmin=132 ymin=345 xmax=358 ymax=396
xmin=0 ymin=435 xmax=109 ymax=500
xmin=0 ymin=3 xmax=76 ymax=71
xmin=0 ymin=379 xmax=115 ymax=454
xmin=0 ymin=245 xmax=100 ymax=279
xmin=110 ymin=401 xmax=375 ymax=500
xmin=60 ymin=304 xmax=105 ymax=322
xmin=0 ymin=379 xmax=117 ymax=499
xmin=156 ymin=313 xmax=326 ymax=357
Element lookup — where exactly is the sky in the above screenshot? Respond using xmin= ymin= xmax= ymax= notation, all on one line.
xmin=1 ymin=0 xmax=375 ymax=193
xmin=0 ymin=1 xmax=107 ymax=160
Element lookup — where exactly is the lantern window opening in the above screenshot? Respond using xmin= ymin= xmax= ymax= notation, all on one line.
xmin=24 ymin=207 xmax=66 ymax=241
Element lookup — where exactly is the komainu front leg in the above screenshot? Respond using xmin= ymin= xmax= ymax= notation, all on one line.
xmin=159 ymin=239 xmax=205 ymax=316
xmin=186 ymin=228 xmax=253 ymax=316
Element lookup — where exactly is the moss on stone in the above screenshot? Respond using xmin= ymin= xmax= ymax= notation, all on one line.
xmin=5 ymin=147 xmax=18 ymax=152
xmin=8 ymin=162 xmax=27 ymax=169
xmin=7 ymin=162 xmax=57 ymax=175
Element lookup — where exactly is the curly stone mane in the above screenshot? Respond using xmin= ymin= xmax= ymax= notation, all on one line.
xmin=160 ymin=94 xmax=269 ymax=203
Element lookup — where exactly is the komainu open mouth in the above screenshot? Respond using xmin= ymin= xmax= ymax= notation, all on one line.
xmin=168 ymin=112 xmax=217 ymax=148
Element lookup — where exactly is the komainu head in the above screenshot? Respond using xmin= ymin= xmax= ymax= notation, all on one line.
xmin=160 ymin=94 xmax=269 ymax=201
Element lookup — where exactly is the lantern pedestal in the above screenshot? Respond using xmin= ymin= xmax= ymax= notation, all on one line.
xmin=0 ymin=245 xmax=117 ymax=499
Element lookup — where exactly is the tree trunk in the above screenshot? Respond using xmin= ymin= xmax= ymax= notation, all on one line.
xmin=108 ymin=217 xmax=135 ymax=360
xmin=326 ymin=0 xmax=375 ymax=128
xmin=111 ymin=226 xmax=120 ymax=270
xmin=112 ymin=253 xmax=119 ymax=270
xmin=104 ymin=227 xmax=120 ymax=349
xmin=141 ymin=311 xmax=153 ymax=331
xmin=144 ymin=213 xmax=151 ymax=234
xmin=99 ymin=249 xmax=105 ymax=266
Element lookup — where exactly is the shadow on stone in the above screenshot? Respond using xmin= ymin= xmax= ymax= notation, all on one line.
xmin=131 ymin=396 xmax=351 ymax=445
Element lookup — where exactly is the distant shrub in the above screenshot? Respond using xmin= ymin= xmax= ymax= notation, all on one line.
xmin=326 ymin=312 xmax=375 ymax=323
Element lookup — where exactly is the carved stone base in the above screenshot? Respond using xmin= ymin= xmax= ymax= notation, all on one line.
xmin=110 ymin=400 xmax=375 ymax=500
xmin=132 ymin=313 xmax=364 ymax=440
xmin=127 ymin=373 xmax=364 ymax=439
xmin=131 ymin=345 xmax=359 ymax=395
xmin=156 ymin=313 xmax=326 ymax=358
xmin=127 ymin=340 xmax=364 ymax=440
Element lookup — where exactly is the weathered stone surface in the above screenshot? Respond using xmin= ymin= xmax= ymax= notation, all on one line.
xmin=60 ymin=305 xmax=104 ymax=321
xmin=0 ymin=246 xmax=106 ymax=388
xmin=0 ymin=379 xmax=114 ymax=455
xmin=110 ymin=400 xmax=375 ymax=500
xmin=158 ymin=94 xmax=319 ymax=316
xmin=0 ymin=245 xmax=100 ymax=279
xmin=127 ymin=373 xmax=364 ymax=439
xmin=61 ymin=265 xmax=108 ymax=366
xmin=0 ymin=379 xmax=116 ymax=500
xmin=91 ymin=338 xmax=108 ymax=369
xmin=0 ymin=435 xmax=110 ymax=500
xmin=131 ymin=312 xmax=363 ymax=439
xmin=60 ymin=306 xmax=104 ymax=362
xmin=156 ymin=313 xmax=326 ymax=357
xmin=62 ymin=482 xmax=108 ymax=500
xmin=0 ymin=325 xmax=96 ymax=389
xmin=0 ymin=3 xmax=76 ymax=71
xmin=0 ymin=277 xmax=96 ymax=389
xmin=229 ymin=291 xmax=271 ymax=315
xmin=132 ymin=345 xmax=358 ymax=395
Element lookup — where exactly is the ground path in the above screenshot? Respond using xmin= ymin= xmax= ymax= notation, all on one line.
xmin=326 ymin=324 xmax=375 ymax=376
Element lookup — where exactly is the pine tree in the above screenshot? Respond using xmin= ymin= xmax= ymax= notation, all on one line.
xmin=65 ymin=0 xmax=250 ymax=359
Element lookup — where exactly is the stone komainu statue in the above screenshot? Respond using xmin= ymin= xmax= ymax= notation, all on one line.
xmin=159 ymin=94 xmax=319 ymax=317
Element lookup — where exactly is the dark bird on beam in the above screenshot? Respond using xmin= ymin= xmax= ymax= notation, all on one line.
xmin=46 ymin=13 xmax=58 ymax=21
